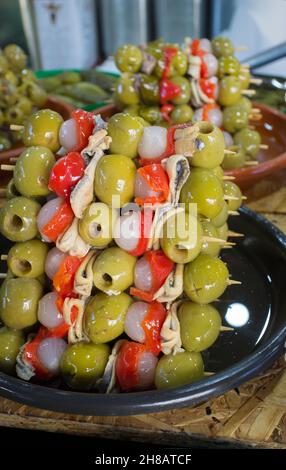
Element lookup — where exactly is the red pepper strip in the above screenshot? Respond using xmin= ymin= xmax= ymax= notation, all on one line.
xmin=139 ymin=126 xmax=176 ymax=166
xmin=142 ymin=302 xmax=167 ymax=355
xmin=202 ymin=103 xmax=218 ymax=121
xmin=130 ymin=250 xmax=174 ymax=301
xmin=191 ymin=38 xmax=201 ymax=55
xmin=195 ymin=50 xmax=208 ymax=78
xmin=135 ymin=164 xmax=169 ymax=206
xmin=115 ymin=341 xmax=147 ymax=391
xmin=53 ymin=255 xmax=83 ymax=298
xmin=199 ymin=78 xmax=216 ymax=100
xmin=162 ymin=46 xmax=179 ymax=80
xmin=128 ymin=208 xmax=153 ymax=257
xmin=48 ymin=151 xmax=85 ymax=198
xmin=159 ymin=79 xmax=180 ymax=105
xmin=71 ymin=109 xmax=95 ymax=152
xmin=160 ymin=104 xmax=174 ymax=123
xmin=22 ymin=327 xmax=52 ymax=380
xmin=42 ymin=201 xmax=74 ymax=242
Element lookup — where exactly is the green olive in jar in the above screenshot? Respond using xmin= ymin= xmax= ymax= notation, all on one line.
xmin=84 ymin=292 xmax=132 ymax=344
xmin=93 ymin=247 xmax=136 ymax=293
xmin=190 ymin=121 xmax=225 ymax=168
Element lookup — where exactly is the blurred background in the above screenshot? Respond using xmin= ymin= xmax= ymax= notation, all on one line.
xmin=1 ymin=0 xmax=285 ymax=77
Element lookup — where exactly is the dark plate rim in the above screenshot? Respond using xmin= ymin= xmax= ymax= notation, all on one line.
xmin=0 ymin=206 xmax=286 ymax=416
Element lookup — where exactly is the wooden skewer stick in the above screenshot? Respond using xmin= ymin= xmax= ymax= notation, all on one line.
xmin=241 ymin=196 xmax=247 ymax=200
xmin=220 ymin=325 xmax=234 ymax=331
xmin=235 ymin=45 xmax=248 ymax=52
xmin=204 ymin=372 xmax=215 ymax=376
xmin=1 ymin=164 xmax=15 ymax=171
xmin=227 ymin=279 xmax=242 ymax=286
xmin=202 ymin=236 xmax=235 ymax=246
xmin=223 ymin=175 xmax=236 ymax=181
xmin=249 ymin=114 xmax=262 ymax=121
xmin=260 ymin=144 xmax=269 ymax=149
xmin=249 ymin=78 xmax=263 ymax=85
xmin=10 ymin=124 xmax=24 ymax=131
xmin=228 ymin=210 xmax=239 ymax=216
xmin=227 ymin=230 xmax=244 ymax=238
xmin=241 ymin=63 xmax=250 ymax=68
xmin=241 ymin=89 xmax=256 ymax=96
xmin=224 ymin=195 xmax=240 ymax=201
xmin=223 ymin=245 xmax=233 ymax=249
xmin=224 ymin=149 xmax=236 ymax=155
xmin=251 ymin=108 xmax=261 ymax=113
xmin=245 ymin=160 xmax=259 ymax=166
xmin=0 ymin=273 xmax=7 ymax=279
xmin=0 ymin=255 xmax=8 ymax=261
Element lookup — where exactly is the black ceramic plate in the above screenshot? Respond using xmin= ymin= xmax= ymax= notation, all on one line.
xmin=0 ymin=207 xmax=286 ymax=416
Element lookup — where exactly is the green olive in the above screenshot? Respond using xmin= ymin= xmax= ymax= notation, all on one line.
xmin=155 ymin=49 xmax=187 ymax=78
xmin=115 ymin=45 xmax=143 ymax=73
xmin=0 ymin=54 xmax=9 ymax=74
xmin=0 ymin=197 xmax=40 ymax=242
xmin=200 ymin=219 xmax=221 ymax=257
xmin=22 ymin=109 xmax=63 ymax=152
xmin=210 ymin=200 xmax=229 ymax=228
xmin=4 ymin=70 xmax=19 ymax=86
xmin=190 ymin=121 xmax=225 ymax=168
xmin=171 ymin=105 xmax=193 ymax=124
xmin=217 ymin=56 xmax=240 ymax=78
xmin=211 ymin=36 xmax=234 ymax=58
xmin=124 ymin=104 xmax=140 ymax=116
xmin=160 ymin=211 xmax=203 ymax=263
xmin=114 ymin=74 xmax=140 ymax=106
xmin=108 ymin=113 xmax=144 ymax=158
xmin=139 ymin=75 xmax=160 ymax=105
xmin=212 ymin=165 xmax=224 ymax=180
xmin=238 ymin=67 xmax=250 ymax=89
xmin=0 ymin=277 xmax=43 ymax=330
xmin=233 ymin=128 xmax=261 ymax=158
xmin=217 ymin=223 xmax=228 ymax=241
xmin=139 ymin=105 xmax=162 ymax=124
xmin=155 ymin=351 xmax=204 ymax=390
xmin=60 ymin=342 xmax=110 ymax=391
xmin=222 ymin=105 xmax=249 ymax=133
xmin=180 ymin=168 xmax=224 ymax=219
xmin=4 ymin=105 xmax=24 ymax=125
xmin=0 ymin=327 xmax=25 ymax=374
xmin=7 ymin=239 xmax=48 ymax=278
xmin=79 ymin=202 xmax=117 ymax=247
xmin=223 ymin=181 xmax=242 ymax=211
xmin=218 ymin=76 xmax=241 ymax=106
xmin=93 ymin=247 xmax=136 ymax=293
xmin=236 ymin=96 xmax=252 ymax=113
xmin=5 ymin=179 xmax=20 ymax=199
xmin=17 ymin=96 xmax=33 ymax=115
xmin=171 ymin=76 xmax=191 ymax=105
xmin=4 ymin=44 xmax=27 ymax=71
xmin=183 ymin=254 xmax=229 ymax=303
xmin=222 ymin=146 xmax=246 ymax=170
xmin=14 ymin=146 xmax=55 ymax=197
xmin=84 ymin=292 xmax=132 ymax=343
xmin=27 ymin=82 xmax=48 ymax=107
xmin=178 ymin=302 xmax=221 ymax=352
xmin=20 ymin=68 xmax=37 ymax=82
xmin=94 ymin=154 xmax=136 ymax=207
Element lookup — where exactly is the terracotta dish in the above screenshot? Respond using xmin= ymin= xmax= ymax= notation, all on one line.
xmin=95 ymin=102 xmax=286 ymax=195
